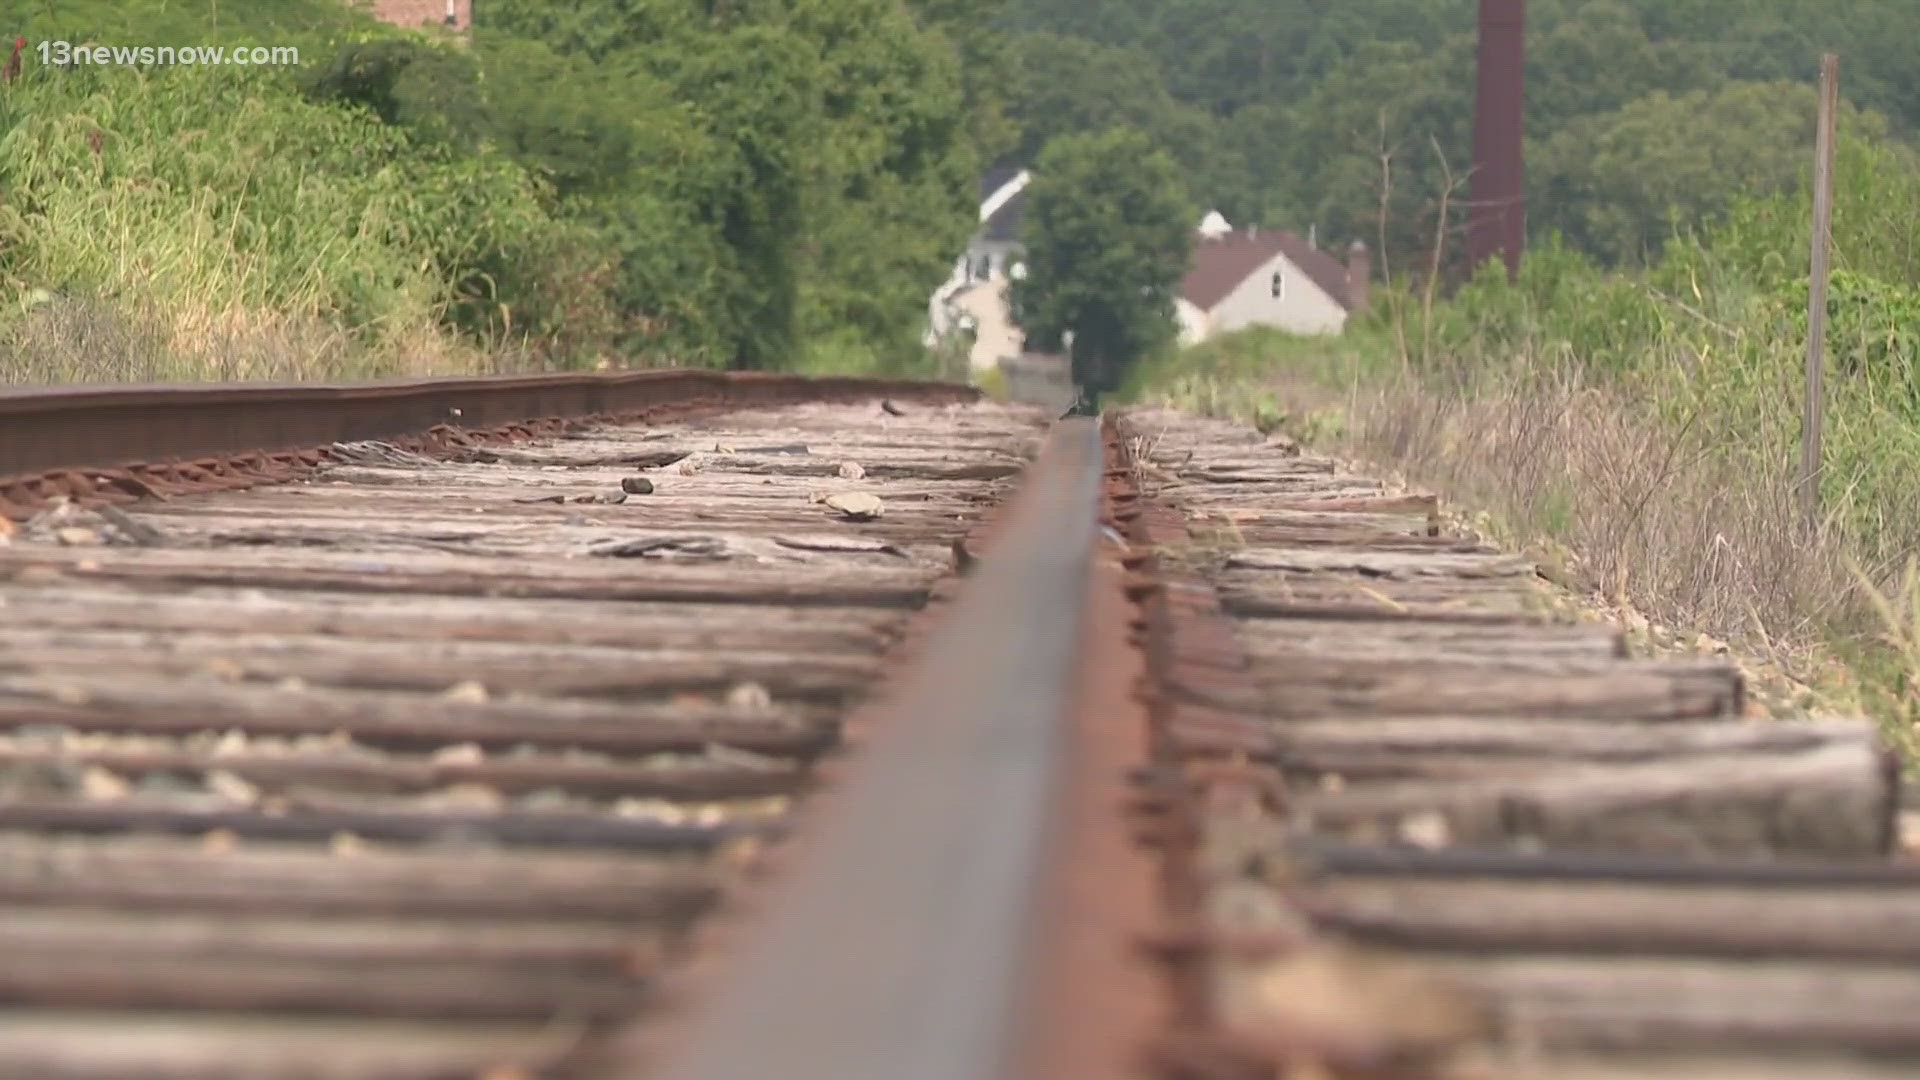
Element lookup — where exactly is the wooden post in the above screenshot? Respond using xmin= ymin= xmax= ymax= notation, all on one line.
xmin=1801 ymin=53 xmax=1839 ymax=536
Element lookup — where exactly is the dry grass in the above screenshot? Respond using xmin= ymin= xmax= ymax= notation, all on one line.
xmin=1254 ymin=363 xmax=1920 ymax=764
xmin=0 ymin=297 xmax=517 ymax=386
xmin=1285 ymin=370 xmax=1867 ymax=644
xmin=1851 ymin=558 xmax=1920 ymax=733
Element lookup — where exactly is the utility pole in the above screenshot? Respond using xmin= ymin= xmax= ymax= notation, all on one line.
xmin=1469 ymin=0 xmax=1526 ymax=278
xmin=1800 ymin=54 xmax=1840 ymax=535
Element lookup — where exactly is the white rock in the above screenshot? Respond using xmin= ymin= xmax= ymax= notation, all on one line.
xmin=823 ymin=492 xmax=884 ymax=520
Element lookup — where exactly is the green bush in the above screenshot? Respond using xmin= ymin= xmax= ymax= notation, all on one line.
xmin=0 ymin=0 xmax=987 ymax=382
xmin=0 ymin=61 xmax=567 ymax=375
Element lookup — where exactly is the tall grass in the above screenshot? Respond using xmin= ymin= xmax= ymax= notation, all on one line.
xmin=0 ymin=63 xmax=590 ymax=384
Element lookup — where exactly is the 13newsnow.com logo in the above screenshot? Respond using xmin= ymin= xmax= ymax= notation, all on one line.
xmin=13 ymin=37 xmax=301 ymax=69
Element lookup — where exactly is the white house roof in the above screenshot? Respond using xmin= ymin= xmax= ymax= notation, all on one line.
xmin=981 ymin=170 xmax=1031 ymax=224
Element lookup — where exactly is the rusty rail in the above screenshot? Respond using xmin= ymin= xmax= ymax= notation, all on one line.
xmin=0 ymin=370 xmax=975 ymax=474
xmin=0 ymin=380 xmax=1055 ymax=1077
xmin=645 ymin=418 xmax=1105 ymax=1080
xmin=0 ymin=370 xmax=977 ymax=517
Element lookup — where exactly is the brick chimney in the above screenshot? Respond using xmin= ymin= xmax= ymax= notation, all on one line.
xmin=1346 ymin=240 xmax=1370 ymax=314
xmin=369 ymin=0 xmax=471 ymax=30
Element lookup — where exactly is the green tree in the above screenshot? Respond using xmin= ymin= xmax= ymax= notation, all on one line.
xmin=1000 ymin=34 xmax=1221 ymax=179
xmin=1011 ymin=127 xmax=1193 ymax=401
xmin=475 ymin=0 xmax=979 ymax=370
xmin=1278 ymin=36 xmax=1474 ymax=272
xmin=907 ymin=0 xmax=1020 ymax=163
xmin=1535 ymin=80 xmax=1888 ymax=263
xmin=777 ymin=0 xmax=979 ymax=369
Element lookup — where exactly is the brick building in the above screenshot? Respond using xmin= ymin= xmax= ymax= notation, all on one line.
xmin=367 ymin=0 xmax=470 ymax=31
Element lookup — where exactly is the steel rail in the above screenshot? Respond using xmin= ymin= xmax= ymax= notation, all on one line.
xmin=644 ymin=418 xmax=1105 ymax=1080
xmin=0 ymin=370 xmax=975 ymax=474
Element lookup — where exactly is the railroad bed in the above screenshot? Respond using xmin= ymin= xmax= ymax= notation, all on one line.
xmin=2 ymin=372 xmax=1918 ymax=1080
xmin=1114 ymin=407 xmax=1919 ymax=1080
xmin=0 ymin=394 xmax=1045 ymax=1078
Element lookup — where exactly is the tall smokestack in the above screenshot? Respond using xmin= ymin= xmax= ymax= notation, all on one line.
xmin=1470 ymin=0 xmax=1526 ymax=278
xmin=1346 ymin=240 xmax=1370 ymax=315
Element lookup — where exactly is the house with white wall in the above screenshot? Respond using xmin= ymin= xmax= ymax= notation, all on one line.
xmin=927 ymin=166 xmax=1033 ymax=371
xmin=1176 ymin=214 xmax=1370 ymax=345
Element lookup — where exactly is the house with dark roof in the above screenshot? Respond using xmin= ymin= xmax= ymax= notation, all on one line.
xmin=968 ymin=163 xmax=1030 ymax=279
xmin=1176 ymin=216 xmax=1370 ymax=344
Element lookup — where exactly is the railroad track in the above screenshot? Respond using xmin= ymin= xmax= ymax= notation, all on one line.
xmin=1114 ymin=408 xmax=1918 ymax=1080
xmin=0 ymin=371 xmax=1913 ymax=1079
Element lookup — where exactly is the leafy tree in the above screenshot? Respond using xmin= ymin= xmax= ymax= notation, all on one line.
xmin=473 ymin=0 xmax=978 ymax=369
xmin=300 ymin=40 xmax=488 ymax=150
xmin=906 ymin=0 xmax=1020 ymax=163
xmin=999 ymin=34 xmax=1219 ymax=173
xmin=775 ymin=0 xmax=979 ymax=365
xmin=999 ymin=0 xmax=1459 ymax=120
xmin=1278 ymin=36 xmax=1475 ymax=271
xmin=1525 ymin=1 xmax=1708 ymax=133
xmin=310 ymin=0 xmax=976 ymax=370
xmin=1535 ymin=80 xmax=1888 ymax=263
xmin=1011 ymin=127 xmax=1194 ymax=399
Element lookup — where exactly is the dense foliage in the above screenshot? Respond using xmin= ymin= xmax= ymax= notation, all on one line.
xmin=994 ymin=0 xmax=1920 ymax=272
xmin=0 ymin=0 xmax=984 ymax=379
xmin=1010 ymin=128 xmax=1193 ymax=395
xmin=5 ymin=0 xmax=1918 ymax=384
xmin=1426 ymin=131 xmax=1920 ymax=499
